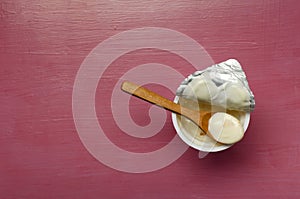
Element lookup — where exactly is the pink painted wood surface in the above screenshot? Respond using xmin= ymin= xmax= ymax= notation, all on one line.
xmin=1 ymin=0 xmax=300 ymax=198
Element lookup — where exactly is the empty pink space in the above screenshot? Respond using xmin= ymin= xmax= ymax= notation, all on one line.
xmin=1 ymin=0 xmax=300 ymax=198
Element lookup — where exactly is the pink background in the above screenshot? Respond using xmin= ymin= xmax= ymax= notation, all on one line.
xmin=1 ymin=0 xmax=300 ymax=198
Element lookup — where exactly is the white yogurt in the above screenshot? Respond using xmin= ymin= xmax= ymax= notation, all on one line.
xmin=208 ymin=112 xmax=244 ymax=144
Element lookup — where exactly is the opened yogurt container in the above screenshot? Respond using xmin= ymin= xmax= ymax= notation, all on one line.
xmin=172 ymin=59 xmax=254 ymax=152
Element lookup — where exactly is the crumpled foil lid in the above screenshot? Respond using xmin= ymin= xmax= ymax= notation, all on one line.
xmin=176 ymin=59 xmax=255 ymax=112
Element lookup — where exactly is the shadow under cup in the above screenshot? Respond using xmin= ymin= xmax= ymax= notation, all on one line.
xmin=171 ymin=96 xmax=250 ymax=152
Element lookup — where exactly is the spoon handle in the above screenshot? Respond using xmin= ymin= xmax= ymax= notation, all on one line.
xmin=121 ymin=81 xmax=203 ymax=126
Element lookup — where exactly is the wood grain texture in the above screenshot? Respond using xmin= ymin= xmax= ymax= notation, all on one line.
xmin=1 ymin=0 xmax=300 ymax=198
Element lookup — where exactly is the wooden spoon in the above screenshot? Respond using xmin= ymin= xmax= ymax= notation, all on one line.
xmin=121 ymin=81 xmax=244 ymax=144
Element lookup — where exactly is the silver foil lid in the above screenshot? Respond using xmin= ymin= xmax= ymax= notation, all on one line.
xmin=176 ymin=59 xmax=255 ymax=112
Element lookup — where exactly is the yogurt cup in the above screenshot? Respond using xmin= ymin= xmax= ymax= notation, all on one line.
xmin=172 ymin=59 xmax=253 ymax=152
